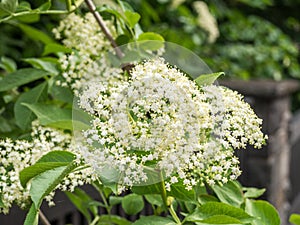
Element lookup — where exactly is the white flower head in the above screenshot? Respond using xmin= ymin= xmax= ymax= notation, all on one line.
xmin=77 ymin=57 xmax=266 ymax=192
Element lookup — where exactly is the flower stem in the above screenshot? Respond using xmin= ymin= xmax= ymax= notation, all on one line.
xmin=158 ymin=172 xmax=182 ymax=224
xmin=84 ymin=0 xmax=123 ymax=58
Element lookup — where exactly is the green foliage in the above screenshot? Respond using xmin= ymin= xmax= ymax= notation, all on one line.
xmin=211 ymin=181 xmax=244 ymax=208
xmin=132 ymin=216 xmax=177 ymax=225
xmin=14 ymin=82 xmax=48 ymax=130
xmin=0 ymin=1 xmax=284 ymax=225
xmin=24 ymin=204 xmax=39 ymax=225
xmin=290 ymin=214 xmax=300 ymax=225
xmin=245 ymin=199 xmax=280 ymax=225
xmin=127 ymin=0 xmax=300 ymax=81
xmin=0 ymin=68 xmax=49 ymax=92
xmin=195 ymin=72 xmax=224 ymax=86
xmin=121 ymin=193 xmax=144 ymax=215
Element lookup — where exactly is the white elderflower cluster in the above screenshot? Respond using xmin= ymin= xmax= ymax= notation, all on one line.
xmin=193 ymin=1 xmax=219 ymax=43
xmin=53 ymin=13 xmax=123 ymax=94
xmin=0 ymin=121 xmax=96 ymax=213
xmin=78 ymin=58 xmax=266 ymax=191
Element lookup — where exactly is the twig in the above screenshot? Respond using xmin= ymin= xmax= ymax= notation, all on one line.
xmin=39 ymin=210 xmax=51 ymax=225
xmin=84 ymin=0 xmax=123 ymax=58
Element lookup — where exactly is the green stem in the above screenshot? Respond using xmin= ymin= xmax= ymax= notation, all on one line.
xmin=169 ymin=204 xmax=182 ymax=225
xmin=90 ymin=215 xmax=100 ymax=225
xmin=158 ymin=172 xmax=182 ymax=224
xmin=158 ymin=172 xmax=168 ymax=211
xmin=0 ymin=10 xmax=72 ymax=23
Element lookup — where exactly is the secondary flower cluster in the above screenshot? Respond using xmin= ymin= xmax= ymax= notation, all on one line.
xmin=0 ymin=121 xmax=96 ymax=214
xmin=53 ymin=13 xmax=123 ymax=94
xmin=78 ymin=58 xmax=266 ymax=192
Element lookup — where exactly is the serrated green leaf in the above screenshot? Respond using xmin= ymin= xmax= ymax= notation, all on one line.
xmin=22 ymin=103 xmax=72 ymax=129
xmin=23 ymin=58 xmax=58 ymax=75
xmin=30 ymin=163 xmax=76 ymax=208
xmin=37 ymin=150 xmax=76 ymax=163
xmin=245 ymin=199 xmax=280 ymax=225
xmin=196 ymin=215 xmax=244 ymax=224
xmin=98 ymin=215 xmax=131 ymax=225
xmin=195 ymin=72 xmax=224 ymax=86
xmin=0 ymin=68 xmax=48 ymax=92
xmin=144 ymin=194 xmax=163 ymax=207
xmin=20 ymin=162 xmax=69 ymax=187
xmin=211 ymin=181 xmax=244 ymax=208
xmin=187 ymin=202 xmax=253 ymax=223
xmin=122 ymin=193 xmax=144 ymax=215
xmin=198 ymin=194 xmax=219 ymax=205
xmin=169 ymin=181 xmax=196 ymax=202
xmin=0 ymin=56 xmax=16 ymax=72
xmin=290 ymin=214 xmax=300 ymax=225
xmin=17 ymin=23 xmax=54 ymax=44
xmin=124 ymin=11 xmax=140 ymax=28
xmin=132 ymin=216 xmax=176 ymax=225
xmin=20 ymin=151 xmax=76 ymax=187
xmin=43 ymin=43 xmax=72 ymax=56
xmin=14 ymin=82 xmax=48 ymax=130
xmin=243 ymin=187 xmax=266 ymax=199
xmin=24 ymin=203 xmax=39 ymax=225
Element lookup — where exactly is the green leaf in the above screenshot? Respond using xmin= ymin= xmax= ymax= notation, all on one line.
xmin=245 ymin=199 xmax=280 ymax=225
xmin=144 ymin=194 xmax=163 ymax=207
xmin=37 ymin=150 xmax=76 ymax=163
xmin=132 ymin=183 xmax=161 ymax=195
xmin=0 ymin=68 xmax=49 ymax=92
xmin=196 ymin=215 xmax=244 ymax=224
xmin=20 ymin=162 xmax=69 ymax=188
xmin=132 ymin=216 xmax=176 ymax=225
xmin=138 ymin=32 xmax=164 ymax=42
xmin=124 ymin=11 xmax=140 ymax=28
xmin=16 ymin=1 xmax=31 ymax=12
xmin=121 ymin=193 xmax=144 ymax=215
xmin=187 ymin=202 xmax=253 ymax=223
xmin=30 ymin=163 xmax=76 ymax=208
xmin=98 ymin=215 xmax=131 ymax=225
xmin=290 ymin=214 xmax=300 ymax=225
xmin=23 ymin=58 xmax=59 ymax=75
xmin=137 ymin=32 xmax=164 ymax=51
xmin=0 ymin=0 xmax=18 ymax=17
xmin=17 ymin=23 xmax=54 ymax=44
xmin=198 ymin=194 xmax=219 ymax=205
xmin=211 ymin=181 xmax=244 ymax=208
xmin=43 ymin=43 xmax=72 ymax=56
xmin=169 ymin=181 xmax=196 ymax=202
xmin=20 ymin=151 xmax=76 ymax=187
xmin=243 ymin=187 xmax=266 ymax=199
xmin=22 ymin=103 xmax=73 ymax=130
xmin=50 ymin=84 xmax=74 ymax=104
xmin=24 ymin=204 xmax=39 ymax=225
xmin=109 ymin=196 xmax=123 ymax=206
xmin=38 ymin=1 xmax=51 ymax=11
xmin=195 ymin=72 xmax=224 ymax=86
xmin=14 ymin=82 xmax=48 ymax=130
xmin=0 ymin=56 xmax=17 ymax=72
xmin=65 ymin=189 xmax=93 ymax=223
